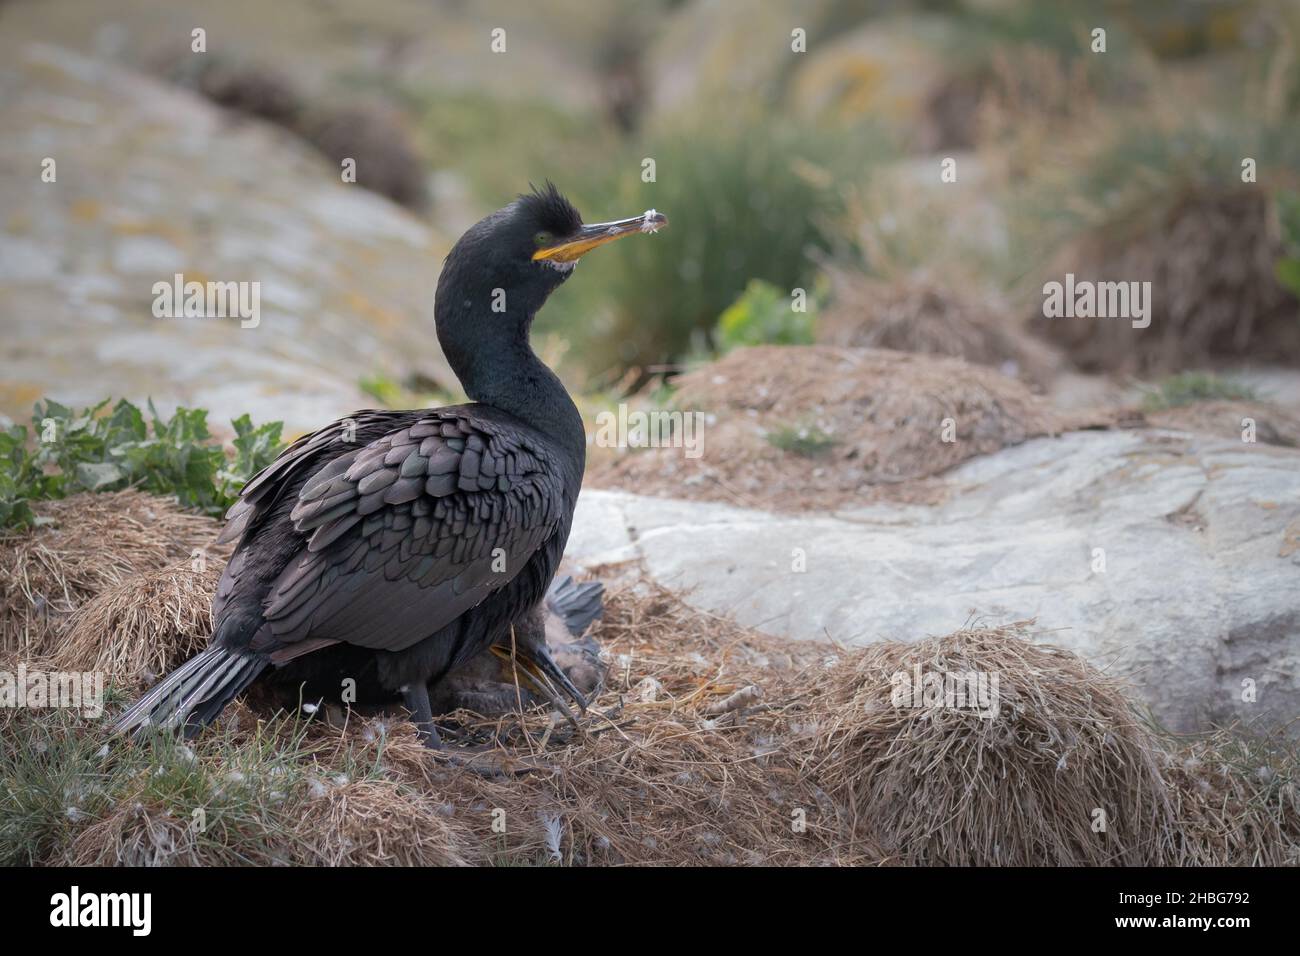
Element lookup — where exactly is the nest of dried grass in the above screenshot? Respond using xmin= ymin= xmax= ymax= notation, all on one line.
xmin=10 ymin=492 xmax=1295 ymax=867
xmin=1029 ymin=189 xmax=1300 ymax=373
xmin=818 ymin=272 xmax=1062 ymax=389
xmin=304 ymin=584 xmax=883 ymax=866
xmin=49 ymin=580 xmax=882 ymax=867
xmin=589 ymin=346 xmax=1062 ymax=511
xmin=56 ymin=587 xmax=1296 ymax=867
xmin=0 ymin=491 xmax=219 ymax=659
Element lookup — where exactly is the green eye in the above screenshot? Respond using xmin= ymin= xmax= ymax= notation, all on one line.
xmin=534 ymin=231 xmax=552 ymax=247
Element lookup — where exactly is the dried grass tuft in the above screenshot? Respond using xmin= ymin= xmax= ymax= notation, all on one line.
xmin=68 ymin=798 xmax=210 ymax=867
xmin=56 ymin=560 xmax=222 ymax=690
xmin=805 ymin=625 xmax=1179 ymax=865
xmin=0 ymin=491 xmax=220 ymax=658
xmin=818 ymin=271 xmax=1062 ymax=389
xmin=1160 ymin=729 xmax=1300 ymax=866
xmin=590 ymin=346 xmax=1062 ymax=510
xmin=296 ymin=779 xmax=471 ymax=867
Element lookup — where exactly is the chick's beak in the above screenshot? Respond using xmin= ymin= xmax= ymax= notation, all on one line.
xmin=532 ymin=209 xmax=668 ymax=263
xmin=490 ymin=642 xmax=588 ymax=726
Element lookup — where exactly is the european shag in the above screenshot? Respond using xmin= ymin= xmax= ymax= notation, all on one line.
xmin=114 ymin=184 xmax=665 ymax=750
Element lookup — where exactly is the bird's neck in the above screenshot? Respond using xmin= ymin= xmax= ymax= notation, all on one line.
xmin=479 ymin=342 xmax=585 ymax=459
xmin=442 ymin=320 xmax=586 ymax=470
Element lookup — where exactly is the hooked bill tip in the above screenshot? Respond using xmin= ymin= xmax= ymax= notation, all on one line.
xmin=641 ymin=209 xmax=667 ymax=233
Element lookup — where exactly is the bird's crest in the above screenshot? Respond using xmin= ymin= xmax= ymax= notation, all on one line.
xmin=519 ymin=180 xmax=582 ymax=236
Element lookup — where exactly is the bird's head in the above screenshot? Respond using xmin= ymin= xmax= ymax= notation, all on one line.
xmin=524 ymin=182 xmax=667 ymax=276
xmin=434 ymin=183 xmax=665 ymax=446
xmin=435 ymin=182 xmax=667 ymax=339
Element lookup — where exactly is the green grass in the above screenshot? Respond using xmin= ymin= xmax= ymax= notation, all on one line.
xmin=1142 ymin=372 xmax=1260 ymax=411
xmin=0 ymin=701 xmax=342 ymax=866
xmin=1275 ymin=190 xmax=1300 ymax=298
xmin=764 ymin=423 xmax=839 ymax=458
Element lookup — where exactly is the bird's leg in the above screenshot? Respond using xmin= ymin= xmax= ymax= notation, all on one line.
xmin=404 ymin=682 xmax=548 ymax=777
xmin=401 ymin=683 xmax=443 ymax=749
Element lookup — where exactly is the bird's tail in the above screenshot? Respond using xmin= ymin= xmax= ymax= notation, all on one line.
xmin=113 ymin=644 xmax=267 ymax=739
xmin=545 ymin=575 xmax=605 ymax=637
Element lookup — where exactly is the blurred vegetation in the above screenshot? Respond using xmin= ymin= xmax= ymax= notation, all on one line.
xmin=56 ymin=0 xmax=1300 ymax=387
xmin=409 ymin=89 xmax=613 ymax=206
xmin=715 ymin=279 xmax=822 ymax=352
xmin=765 ymin=422 xmax=839 ymax=458
xmin=357 ymin=372 xmax=458 ymax=411
xmin=1008 ymin=117 xmax=1300 ymax=257
xmin=537 ymin=118 xmax=888 ymax=384
xmin=0 ymin=399 xmax=284 ymax=531
xmin=1142 ymin=373 xmax=1260 ymax=411
xmin=1276 ymin=191 xmax=1300 ymax=298
xmin=540 ymin=0 xmax=1300 ymax=385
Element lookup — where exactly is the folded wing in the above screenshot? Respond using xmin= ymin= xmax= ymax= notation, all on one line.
xmin=219 ymin=409 xmax=567 ymax=660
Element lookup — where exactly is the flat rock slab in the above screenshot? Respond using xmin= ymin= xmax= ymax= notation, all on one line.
xmin=569 ymin=428 xmax=1300 ymax=734
xmin=0 ymin=43 xmax=454 ymax=437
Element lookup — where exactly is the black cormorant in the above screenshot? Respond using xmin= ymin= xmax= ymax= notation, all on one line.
xmin=114 ymin=184 xmax=665 ymax=750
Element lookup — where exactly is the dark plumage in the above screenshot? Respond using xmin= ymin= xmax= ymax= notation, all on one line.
xmin=114 ymin=185 xmax=666 ymax=746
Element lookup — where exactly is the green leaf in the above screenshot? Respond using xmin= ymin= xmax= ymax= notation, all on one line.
xmin=74 ymin=461 xmax=125 ymax=491
xmin=34 ymin=398 xmax=71 ymax=422
xmin=2 ymin=395 xmax=287 ymax=527
xmin=106 ymin=399 xmax=147 ymax=441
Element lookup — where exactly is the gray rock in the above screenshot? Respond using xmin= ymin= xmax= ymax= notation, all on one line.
xmin=568 ymin=428 xmax=1300 ymax=735
xmin=0 ymin=43 xmax=456 ymax=436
